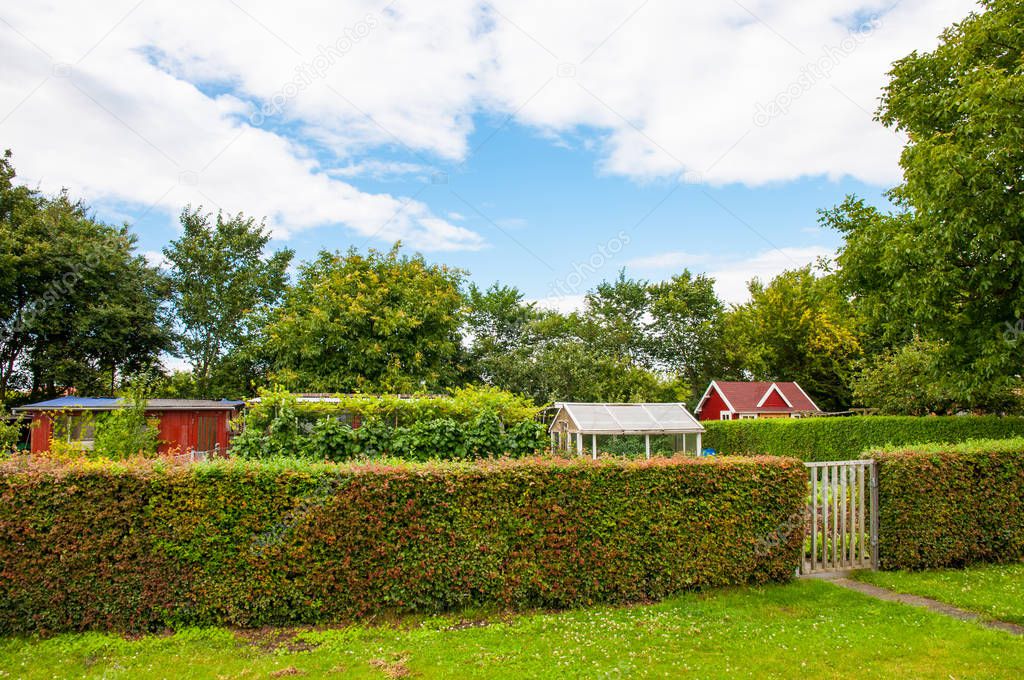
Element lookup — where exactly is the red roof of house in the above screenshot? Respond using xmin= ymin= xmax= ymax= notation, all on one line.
xmin=696 ymin=381 xmax=820 ymax=414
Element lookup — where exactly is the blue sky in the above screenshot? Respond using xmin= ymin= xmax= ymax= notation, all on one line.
xmin=2 ymin=0 xmax=973 ymax=308
xmin=124 ymin=114 xmax=886 ymax=306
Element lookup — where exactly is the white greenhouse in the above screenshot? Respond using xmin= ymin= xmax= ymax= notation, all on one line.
xmin=547 ymin=402 xmax=705 ymax=459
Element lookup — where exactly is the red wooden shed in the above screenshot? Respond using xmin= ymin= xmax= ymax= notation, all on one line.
xmin=13 ymin=397 xmax=244 ymax=456
xmin=694 ymin=381 xmax=821 ymax=421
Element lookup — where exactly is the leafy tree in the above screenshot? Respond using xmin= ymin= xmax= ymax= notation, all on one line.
xmin=463 ymin=272 xmax=723 ymax=404
xmin=263 ymin=245 xmax=465 ymax=392
xmin=164 ymin=207 xmax=293 ymax=398
xmin=648 ymin=272 xmax=728 ymax=393
xmin=832 ymin=0 xmax=1024 ymax=405
xmin=850 ymin=337 xmax=958 ymax=415
xmin=724 ymin=266 xmax=862 ymax=411
xmin=0 ymin=152 xmax=171 ymax=399
xmin=463 ymin=283 xmax=543 ymax=387
xmin=92 ymin=387 xmax=162 ymax=459
xmin=0 ymin=150 xmax=42 ymax=402
xmin=0 ymin=410 xmax=20 ymax=453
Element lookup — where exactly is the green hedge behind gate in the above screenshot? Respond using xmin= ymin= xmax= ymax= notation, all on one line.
xmin=703 ymin=415 xmax=1024 ymax=462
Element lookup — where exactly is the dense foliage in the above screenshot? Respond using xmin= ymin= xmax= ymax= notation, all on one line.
xmin=0 ymin=151 xmax=171 ymax=403
xmin=4 ymin=3 xmax=1023 ymax=417
xmin=849 ymin=337 xmax=963 ymax=415
xmin=261 ymin=246 xmax=465 ymax=393
xmin=826 ymin=0 xmax=1024 ymax=410
xmin=0 ymin=412 xmax=18 ymax=453
xmin=230 ymin=386 xmax=546 ymax=461
xmin=702 ymin=415 xmax=1024 ymax=462
xmin=870 ymin=439 xmax=1024 ymax=570
xmin=0 ymin=455 xmax=806 ymax=633
xmin=163 ymin=207 xmax=293 ymax=399
xmin=464 ymin=273 xmax=727 ymax=406
xmin=90 ymin=394 xmax=162 ymax=460
xmin=724 ymin=266 xmax=861 ymax=412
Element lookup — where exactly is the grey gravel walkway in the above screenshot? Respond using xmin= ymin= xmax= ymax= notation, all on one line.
xmin=830 ymin=577 xmax=1024 ymax=636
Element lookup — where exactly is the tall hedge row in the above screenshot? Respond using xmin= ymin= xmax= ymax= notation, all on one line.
xmin=0 ymin=456 xmax=805 ymax=634
xmin=872 ymin=440 xmax=1024 ymax=570
xmin=703 ymin=415 xmax=1024 ymax=461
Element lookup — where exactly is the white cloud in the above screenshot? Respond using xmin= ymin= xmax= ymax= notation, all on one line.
xmin=626 ymin=251 xmax=710 ymax=270
xmin=0 ymin=0 xmax=977 ymax=249
xmin=532 ymin=294 xmax=587 ymax=315
xmin=709 ymin=246 xmax=833 ymax=305
xmin=534 ymin=245 xmax=829 ymax=311
xmin=143 ymin=250 xmax=170 ymax=269
xmin=326 ymin=160 xmax=431 ymax=180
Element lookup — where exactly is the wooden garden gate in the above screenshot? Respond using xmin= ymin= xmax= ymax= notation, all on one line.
xmin=800 ymin=460 xmax=878 ymax=575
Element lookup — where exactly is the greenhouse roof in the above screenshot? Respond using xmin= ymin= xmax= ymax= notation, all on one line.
xmin=549 ymin=402 xmax=704 ymax=435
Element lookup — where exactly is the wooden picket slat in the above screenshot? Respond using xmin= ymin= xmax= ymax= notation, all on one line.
xmin=811 ymin=466 xmax=818 ymax=572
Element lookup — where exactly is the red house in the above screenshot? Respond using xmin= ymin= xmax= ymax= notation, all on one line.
xmin=13 ymin=397 xmax=244 ymax=456
xmin=694 ymin=381 xmax=821 ymax=421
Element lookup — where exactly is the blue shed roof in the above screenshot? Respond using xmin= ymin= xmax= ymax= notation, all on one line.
xmin=12 ymin=397 xmax=244 ymax=413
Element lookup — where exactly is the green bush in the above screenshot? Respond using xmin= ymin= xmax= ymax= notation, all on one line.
xmin=703 ymin=415 xmax=1024 ymax=462
xmin=232 ymin=388 xmax=546 ymax=461
xmin=0 ymin=413 xmax=19 ymax=454
xmin=870 ymin=439 xmax=1024 ymax=570
xmin=245 ymin=385 xmax=540 ymax=429
xmin=0 ymin=455 xmax=806 ymax=633
xmin=92 ymin=394 xmax=162 ymax=459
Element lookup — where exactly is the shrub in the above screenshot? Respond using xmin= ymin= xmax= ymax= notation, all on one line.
xmin=233 ymin=388 xmax=546 ymax=461
xmin=702 ymin=415 xmax=1024 ymax=462
xmin=92 ymin=395 xmax=162 ymax=459
xmin=245 ymin=385 xmax=540 ymax=430
xmin=0 ymin=455 xmax=806 ymax=633
xmin=870 ymin=438 xmax=1024 ymax=570
xmin=0 ymin=413 xmax=20 ymax=454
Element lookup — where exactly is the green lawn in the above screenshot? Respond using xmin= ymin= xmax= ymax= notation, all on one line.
xmin=2 ymin=580 xmax=1023 ymax=679
xmin=854 ymin=562 xmax=1024 ymax=625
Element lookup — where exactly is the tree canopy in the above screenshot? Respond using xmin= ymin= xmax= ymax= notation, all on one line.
xmin=163 ymin=207 xmax=292 ymax=398
xmin=0 ymin=151 xmax=171 ymax=402
xmin=261 ymin=246 xmax=465 ymax=393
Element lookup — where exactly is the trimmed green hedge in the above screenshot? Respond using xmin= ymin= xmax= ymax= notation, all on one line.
xmin=0 ymin=455 xmax=806 ymax=633
xmin=703 ymin=415 xmax=1024 ymax=462
xmin=872 ymin=439 xmax=1024 ymax=570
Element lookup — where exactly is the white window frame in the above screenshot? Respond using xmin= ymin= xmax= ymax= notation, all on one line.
xmin=720 ymin=410 xmax=732 ymax=420
xmin=738 ymin=413 xmax=758 ymax=420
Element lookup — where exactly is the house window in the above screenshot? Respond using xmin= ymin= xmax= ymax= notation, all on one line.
xmin=720 ymin=411 xmax=732 ymax=420
xmin=739 ymin=414 xmax=757 ymax=420
xmin=57 ymin=414 xmax=97 ymax=450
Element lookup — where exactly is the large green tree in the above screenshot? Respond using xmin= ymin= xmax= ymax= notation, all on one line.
xmin=724 ymin=266 xmax=862 ymax=411
xmin=0 ymin=151 xmax=171 ymax=401
xmin=831 ymin=0 xmax=1024 ymax=406
xmin=463 ymin=271 xmax=726 ymax=404
xmin=163 ymin=207 xmax=293 ymax=398
xmin=262 ymin=245 xmax=465 ymax=392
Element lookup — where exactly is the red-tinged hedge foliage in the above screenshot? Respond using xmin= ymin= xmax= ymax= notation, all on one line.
xmin=0 ymin=455 xmax=806 ymax=633
xmin=873 ymin=441 xmax=1024 ymax=570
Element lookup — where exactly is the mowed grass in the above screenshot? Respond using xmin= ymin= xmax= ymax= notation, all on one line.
xmin=2 ymin=580 xmax=1023 ymax=679
xmin=854 ymin=562 xmax=1024 ymax=625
